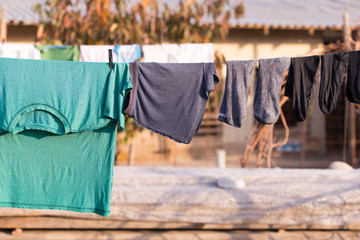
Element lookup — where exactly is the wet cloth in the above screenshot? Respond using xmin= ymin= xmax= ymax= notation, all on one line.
xmin=218 ymin=60 xmax=257 ymax=127
xmin=113 ymin=44 xmax=142 ymax=62
xmin=79 ymin=45 xmax=117 ymax=62
xmin=0 ymin=58 xmax=132 ymax=216
xmin=254 ymin=57 xmax=291 ymax=124
xmin=142 ymin=43 xmax=214 ymax=63
xmin=319 ymin=52 xmax=349 ymax=114
xmin=346 ymin=50 xmax=360 ymax=104
xmin=36 ymin=45 xmax=80 ymax=61
xmin=123 ymin=62 xmax=219 ymax=144
xmin=0 ymin=43 xmax=41 ymax=59
xmin=285 ymin=55 xmax=320 ymax=122
xmin=0 ymin=58 xmax=131 ymax=134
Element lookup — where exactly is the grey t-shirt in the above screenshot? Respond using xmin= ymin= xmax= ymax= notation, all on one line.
xmin=123 ymin=62 xmax=219 ymax=144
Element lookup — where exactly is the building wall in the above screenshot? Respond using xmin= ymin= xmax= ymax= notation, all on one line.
xmin=7 ymin=25 xmax=37 ymax=43
xmin=213 ymin=28 xmax=327 ymax=153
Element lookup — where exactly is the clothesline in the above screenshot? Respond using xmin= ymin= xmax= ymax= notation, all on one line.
xmin=0 ymin=42 xmax=358 ymax=125
xmin=0 ymin=45 xmax=359 ymax=217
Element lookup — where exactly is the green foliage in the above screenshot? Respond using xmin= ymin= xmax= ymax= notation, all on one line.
xmin=121 ymin=116 xmax=143 ymax=144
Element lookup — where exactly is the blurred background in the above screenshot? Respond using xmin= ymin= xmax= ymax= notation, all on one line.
xmin=2 ymin=0 xmax=360 ymax=169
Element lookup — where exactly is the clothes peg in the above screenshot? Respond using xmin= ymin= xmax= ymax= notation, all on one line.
xmin=109 ymin=49 xmax=114 ymax=69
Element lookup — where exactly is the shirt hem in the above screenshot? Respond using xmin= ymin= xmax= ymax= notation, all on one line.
xmin=0 ymin=202 xmax=110 ymax=217
xmin=217 ymin=116 xmax=243 ymax=128
xmin=131 ymin=118 xmax=189 ymax=144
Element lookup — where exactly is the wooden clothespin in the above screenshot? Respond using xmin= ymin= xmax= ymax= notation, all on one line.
xmin=109 ymin=49 xmax=114 ymax=69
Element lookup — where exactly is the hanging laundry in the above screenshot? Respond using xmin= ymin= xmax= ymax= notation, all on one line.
xmin=319 ymin=52 xmax=349 ymax=114
xmin=142 ymin=44 xmax=182 ymax=62
xmin=0 ymin=58 xmax=131 ymax=216
xmin=80 ymin=45 xmax=117 ymax=62
xmin=142 ymin=43 xmax=214 ymax=63
xmin=346 ymin=50 xmax=360 ymax=104
xmin=0 ymin=59 xmax=130 ymax=134
xmin=0 ymin=43 xmax=41 ymax=59
xmin=254 ymin=57 xmax=291 ymax=124
xmin=178 ymin=43 xmax=214 ymax=62
xmin=35 ymin=45 xmax=80 ymax=61
xmin=285 ymin=55 xmax=320 ymax=122
xmin=218 ymin=60 xmax=257 ymax=127
xmin=123 ymin=62 xmax=219 ymax=144
xmin=0 ymin=121 xmax=118 ymax=216
xmin=113 ymin=44 xmax=142 ymax=62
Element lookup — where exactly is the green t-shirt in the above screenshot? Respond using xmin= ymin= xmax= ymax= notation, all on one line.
xmin=35 ymin=45 xmax=80 ymax=61
xmin=0 ymin=122 xmax=117 ymax=216
xmin=0 ymin=58 xmax=131 ymax=216
xmin=0 ymin=58 xmax=131 ymax=134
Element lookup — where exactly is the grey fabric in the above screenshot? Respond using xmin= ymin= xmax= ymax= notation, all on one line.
xmin=285 ymin=56 xmax=320 ymax=122
xmin=254 ymin=57 xmax=291 ymax=124
xmin=319 ymin=52 xmax=348 ymax=114
xmin=123 ymin=62 xmax=219 ymax=144
xmin=218 ymin=60 xmax=257 ymax=127
xmin=346 ymin=50 xmax=360 ymax=104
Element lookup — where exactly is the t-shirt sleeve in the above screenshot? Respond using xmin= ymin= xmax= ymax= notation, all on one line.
xmin=103 ymin=62 xmax=132 ymax=130
xmin=204 ymin=63 xmax=220 ymax=97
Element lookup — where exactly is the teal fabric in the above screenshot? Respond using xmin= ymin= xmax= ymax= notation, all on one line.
xmin=0 ymin=58 xmax=132 ymax=216
xmin=0 ymin=58 xmax=131 ymax=134
xmin=35 ymin=45 xmax=80 ymax=61
xmin=0 ymin=122 xmax=117 ymax=216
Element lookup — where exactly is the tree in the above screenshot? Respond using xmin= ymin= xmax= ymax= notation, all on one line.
xmin=33 ymin=0 xmax=244 ymax=45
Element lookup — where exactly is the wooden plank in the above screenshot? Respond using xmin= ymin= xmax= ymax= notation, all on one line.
xmin=343 ymin=12 xmax=357 ymax=166
xmin=0 ymin=217 xmax=204 ymax=230
xmin=0 ymin=7 xmax=7 ymax=42
xmin=0 ymin=230 xmax=359 ymax=240
xmin=349 ymin=103 xmax=356 ymax=167
xmin=1 ymin=217 xmax=360 ymax=230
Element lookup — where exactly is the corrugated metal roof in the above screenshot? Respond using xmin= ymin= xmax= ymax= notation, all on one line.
xmin=228 ymin=0 xmax=360 ymax=29
xmin=1 ymin=0 xmax=43 ymax=24
xmin=1 ymin=0 xmax=360 ymax=29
